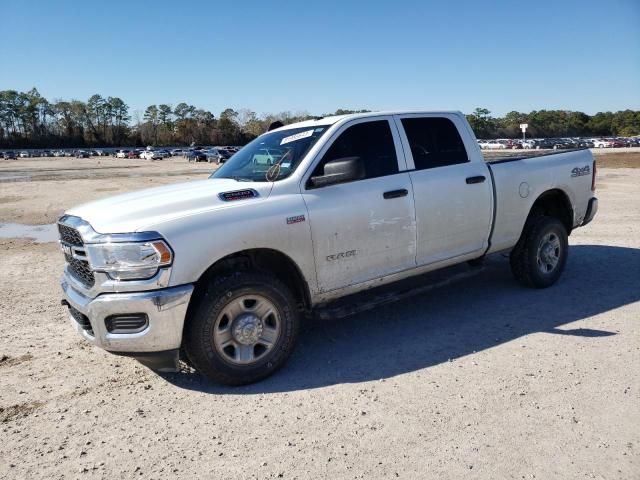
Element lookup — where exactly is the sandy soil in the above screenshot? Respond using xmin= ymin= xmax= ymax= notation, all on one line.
xmin=0 ymin=160 xmax=639 ymax=479
xmin=0 ymin=156 xmax=215 ymax=225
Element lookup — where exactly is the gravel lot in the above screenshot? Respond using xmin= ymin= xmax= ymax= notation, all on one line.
xmin=0 ymin=154 xmax=639 ymax=479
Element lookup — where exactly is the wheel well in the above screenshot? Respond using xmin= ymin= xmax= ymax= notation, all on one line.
xmin=527 ymin=189 xmax=574 ymax=234
xmin=189 ymin=248 xmax=312 ymax=313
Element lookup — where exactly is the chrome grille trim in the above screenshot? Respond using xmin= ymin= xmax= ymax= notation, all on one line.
xmin=57 ymin=215 xmax=164 ymax=244
xmin=57 ymin=221 xmax=96 ymax=288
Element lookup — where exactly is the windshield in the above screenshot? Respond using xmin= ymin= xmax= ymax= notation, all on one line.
xmin=211 ymin=125 xmax=330 ymax=182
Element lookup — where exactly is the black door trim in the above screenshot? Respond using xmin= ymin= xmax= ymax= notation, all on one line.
xmin=466 ymin=175 xmax=486 ymax=184
xmin=383 ymin=189 xmax=409 ymax=199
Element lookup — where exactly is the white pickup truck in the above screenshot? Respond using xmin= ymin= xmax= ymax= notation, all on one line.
xmin=59 ymin=111 xmax=598 ymax=385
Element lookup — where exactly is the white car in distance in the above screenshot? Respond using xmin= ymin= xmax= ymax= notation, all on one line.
xmin=141 ymin=150 xmax=170 ymax=160
xmin=478 ymin=140 xmax=506 ymax=150
xmin=592 ymin=139 xmax=612 ymax=148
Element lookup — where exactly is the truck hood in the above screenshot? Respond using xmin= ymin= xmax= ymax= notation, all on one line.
xmin=66 ymin=178 xmax=273 ymax=234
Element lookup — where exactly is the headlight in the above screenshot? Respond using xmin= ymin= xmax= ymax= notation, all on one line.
xmin=85 ymin=240 xmax=172 ymax=280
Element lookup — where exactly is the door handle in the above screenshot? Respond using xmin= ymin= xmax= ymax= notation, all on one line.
xmin=383 ymin=189 xmax=408 ymax=199
xmin=466 ymin=175 xmax=486 ymax=184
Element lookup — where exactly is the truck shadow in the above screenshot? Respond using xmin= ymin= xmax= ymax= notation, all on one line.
xmin=160 ymin=244 xmax=639 ymax=394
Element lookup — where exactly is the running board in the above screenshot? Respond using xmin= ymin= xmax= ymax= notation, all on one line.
xmin=313 ymin=262 xmax=486 ymax=321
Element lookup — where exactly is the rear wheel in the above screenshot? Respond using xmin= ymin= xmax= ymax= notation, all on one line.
xmin=184 ymin=272 xmax=300 ymax=385
xmin=510 ymin=216 xmax=568 ymax=288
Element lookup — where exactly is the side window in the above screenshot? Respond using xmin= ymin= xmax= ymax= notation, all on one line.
xmin=310 ymin=120 xmax=398 ymax=182
xmin=400 ymin=117 xmax=469 ymax=170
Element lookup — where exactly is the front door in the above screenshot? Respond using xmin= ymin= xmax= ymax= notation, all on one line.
xmin=302 ymin=118 xmax=417 ymax=292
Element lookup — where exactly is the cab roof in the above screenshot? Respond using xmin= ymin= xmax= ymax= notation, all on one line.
xmin=274 ymin=110 xmax=465 ymax=131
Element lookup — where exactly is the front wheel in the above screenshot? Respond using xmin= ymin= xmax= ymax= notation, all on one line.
xmin=184 ymin=272 xmax=300 ymax=385
xmin=509 ymin=216 xmax=568 ymax=288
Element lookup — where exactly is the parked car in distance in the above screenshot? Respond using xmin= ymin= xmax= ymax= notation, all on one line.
xmin=478 ymin=140 xmax=506 ymax=150
xmin=19 ymin=151 xmax=30 ymax=158
xmin=577 ymin=139 xmax=594 ymax=148
xmin=608 ymin=138 xmax=625 ymax=148
xmin=187 ymin=149 xmax=208 ymax=162
xmin=143 ymin=149 xmax=171 ymax=160
xmin=75 ymin=150 xmax=90 ymax=158
xmin=115 ymin=150 xmax=130 ymax=158
xmin=127 ymin=150 xmax=139 ymax=159
xmin=592 ymin=139 xmax=612 ymax=148
xmin=550 ymin=139 xmax=572 ymax=150
xmin=205 ymin=148 xmax=233 ymax=164
xmin=2 ymin=151 xmax=17 ymax=159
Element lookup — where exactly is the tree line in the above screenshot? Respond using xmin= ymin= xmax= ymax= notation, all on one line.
xmin=1 ymin=88 xmax=638 ymax=149
xmin=466 ymin=108 xmax=640 ymax=139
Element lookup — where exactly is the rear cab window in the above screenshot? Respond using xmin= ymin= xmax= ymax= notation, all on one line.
xmin=399 ymin=117 xmax=469 ymax=170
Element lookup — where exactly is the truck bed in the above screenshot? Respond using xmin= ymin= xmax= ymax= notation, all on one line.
xmin=483 ymin=147 xmax=590 ymax=164
xmin=484 ymin=147 xmax=595 ymax=254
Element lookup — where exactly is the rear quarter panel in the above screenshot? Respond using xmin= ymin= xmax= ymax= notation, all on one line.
xmin=488 ymin=149 xmax=594 ymax=253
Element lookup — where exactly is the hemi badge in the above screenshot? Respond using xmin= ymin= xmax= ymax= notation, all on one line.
xmin=287 ymin=215 xmax=305 ymax=225
xmin=218 ymin=189 xmax=259 ymax=201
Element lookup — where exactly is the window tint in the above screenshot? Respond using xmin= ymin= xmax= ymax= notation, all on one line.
xmin=401 ymin=117 xmax=469 ymax=170
xmin=311 ymin=120 xmax=398 ymax=182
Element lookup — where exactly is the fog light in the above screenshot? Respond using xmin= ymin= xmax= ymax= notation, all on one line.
xmin=105 ymin=313 xmax=149 ymax=334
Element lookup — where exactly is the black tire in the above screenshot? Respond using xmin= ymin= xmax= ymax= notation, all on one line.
xmin=510 ymin=216 xmax=568 ymax=288
xmin=184 ymin=272 xmax=300 ymax=385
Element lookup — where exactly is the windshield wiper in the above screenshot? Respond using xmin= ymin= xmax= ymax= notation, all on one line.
xmin=218 ymin=175 xmax=255 ymax=182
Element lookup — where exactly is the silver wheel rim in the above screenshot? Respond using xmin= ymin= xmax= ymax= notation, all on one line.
xmin=213 ymin=294 xmax=281 ymax=365
xmin=536 ymin=232 xmax=561 ymax=274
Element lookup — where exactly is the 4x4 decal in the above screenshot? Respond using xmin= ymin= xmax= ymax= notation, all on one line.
xmin=571 ymin=165 xmax=591 ymax=177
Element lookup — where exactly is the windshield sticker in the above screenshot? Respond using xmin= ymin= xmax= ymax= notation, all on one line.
xmin=281 ymin=129 xmax=314 ymax=145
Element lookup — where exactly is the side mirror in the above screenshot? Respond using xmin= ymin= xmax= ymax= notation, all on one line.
xmin=310 ymin=156 xmax=365 ymax=187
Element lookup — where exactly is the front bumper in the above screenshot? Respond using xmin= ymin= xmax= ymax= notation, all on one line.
xmin=582 ymin=197 xmax=598 ymax=226
xmin=61 ymin=277 xmax=193 ymax=355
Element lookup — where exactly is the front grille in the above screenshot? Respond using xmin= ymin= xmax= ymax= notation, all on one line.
xmin=68 ymin=305 xmax=93 ymax=335
xmin=58 ymin=223 xmax=83 ymax=246
xmin=58 ymin=222 xmax=96 ymax=287
xmin=66 ymin=255 xmax=95 ymax=287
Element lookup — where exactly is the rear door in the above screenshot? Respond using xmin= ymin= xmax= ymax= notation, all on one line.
xmin=393 ymin=114 xmax=492 ymax=266
xmin=302 ymin=117 xmax=417 ymax=292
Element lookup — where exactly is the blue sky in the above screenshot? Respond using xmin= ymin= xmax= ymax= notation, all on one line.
xmin=1 ymin=0 xmax=639 ymax=117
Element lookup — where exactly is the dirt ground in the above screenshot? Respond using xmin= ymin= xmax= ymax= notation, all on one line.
xmin=0 ymin=156 xmax=215 ymax=225
xmin=0 ymin=154 xmax=639 ymax=479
